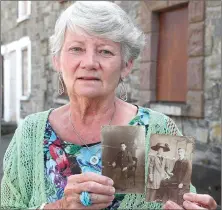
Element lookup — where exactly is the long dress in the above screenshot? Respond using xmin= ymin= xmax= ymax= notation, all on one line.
xmin=147 ymin=155 xmax=169 ymax=189
xmin=147 ymin=155 xmax=169 ymax=201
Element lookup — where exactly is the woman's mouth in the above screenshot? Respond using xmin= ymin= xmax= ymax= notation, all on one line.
xmin=77 ymin=77 xmax=100 ymax=81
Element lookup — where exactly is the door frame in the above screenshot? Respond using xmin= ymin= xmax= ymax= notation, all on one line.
xmin=1 ymin=40 xmax=21 ymax=124
xmin=1 ymin=37 xmax=31 ymax=124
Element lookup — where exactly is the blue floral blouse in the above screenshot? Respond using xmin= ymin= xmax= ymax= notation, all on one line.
xmin=43 ymin=106 xmax=150 ymax=209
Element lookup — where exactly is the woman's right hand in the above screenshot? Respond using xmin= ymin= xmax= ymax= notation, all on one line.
xmin=45 ymin=172 xmax=115 ymax=209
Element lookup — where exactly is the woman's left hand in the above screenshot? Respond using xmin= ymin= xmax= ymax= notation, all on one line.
xmin=163 ymin=193 xmax=217 ymax=209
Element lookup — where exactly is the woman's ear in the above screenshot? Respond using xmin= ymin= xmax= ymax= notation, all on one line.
xmin=121 ymin=59 xmax=134 ymax=78
xmin=52 ymin=55 xmax=60 ymax=72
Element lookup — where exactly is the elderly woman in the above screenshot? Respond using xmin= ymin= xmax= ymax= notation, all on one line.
xmin=1 ymin=1 xmax=217 ymax=210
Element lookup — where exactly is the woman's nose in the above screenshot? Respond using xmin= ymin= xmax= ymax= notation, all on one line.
xmin=80 ymin=50 xmax=99 ymax=70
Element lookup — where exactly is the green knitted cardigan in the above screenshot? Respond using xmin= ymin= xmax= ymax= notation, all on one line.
xmin=1 ymin=108 xmax=196 ymax=209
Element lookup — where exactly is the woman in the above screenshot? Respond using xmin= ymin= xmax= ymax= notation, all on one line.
xmin=1 ymin=1 xmax=217 ymax=210
xmin=147 ymin=143 xmax=172 ymax=202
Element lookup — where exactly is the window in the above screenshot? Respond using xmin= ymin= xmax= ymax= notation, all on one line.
xmin=17 ymin=1 xmax=31 ymax=22
xmin=156 ymin=6 xmax=188 ymax=103
xmin=19 ymin=37 xmax=31 ymax=100
xmin=21 ymin=48 xmax=28 ymax=97
xmin=1 ymin=37 xmax=32 ymax=123
xmin=139 ymin=1 xmax=204 ymax=117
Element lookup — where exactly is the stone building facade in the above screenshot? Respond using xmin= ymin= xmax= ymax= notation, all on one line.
xmin=1 ymin=0 xmax=221 ymax=204
xmin=1 ymin=0 xmax=221 ymax=145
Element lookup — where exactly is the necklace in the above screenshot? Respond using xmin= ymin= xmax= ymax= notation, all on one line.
xmin=69 ymin=102 xmax=116 ymax=165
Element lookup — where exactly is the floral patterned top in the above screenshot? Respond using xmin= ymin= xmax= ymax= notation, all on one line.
xmin=43 ymin=106 xmax=149 ymax=209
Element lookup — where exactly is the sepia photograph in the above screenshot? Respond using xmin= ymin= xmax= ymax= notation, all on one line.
xmin=146 ymin=134 xmax=195 ymax=206
xmin=101 ymin=125 xmax=146 ymax=194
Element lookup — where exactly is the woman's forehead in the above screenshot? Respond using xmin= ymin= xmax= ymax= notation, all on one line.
xmin=64 ymin=29 xmax=120 ymax=47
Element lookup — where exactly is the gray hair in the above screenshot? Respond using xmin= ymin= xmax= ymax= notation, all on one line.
xmin=50 ymin=1 xmax=145 ymax=62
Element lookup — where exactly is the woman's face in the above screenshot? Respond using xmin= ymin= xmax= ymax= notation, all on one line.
xmin=54 ymin=29 xmax=132 ymax=99
xmin=157 ymin=147 xmax=164 ymax=156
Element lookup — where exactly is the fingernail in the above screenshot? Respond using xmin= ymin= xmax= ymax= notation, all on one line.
xmin=166 ymin=200 xmax=177 ymax=208
xmin=166 ymin=200 xmax=173 ymax=205
xmin=110 ymin=195 xmax=115 ymax=199
xmin=109 ymin=197 xmax=114 ymax=202
xmin=183 ymin=200 xmax=192 ymax=207
xmin=110 ymin=187 xmax=115 ymax=193
xmin=163 ymin=204 xmax=171 ymax=210
xmin=183 ymin=193 xmax=191 ymax=199
xmin=108 ymin=179 xmax=114 ymax=186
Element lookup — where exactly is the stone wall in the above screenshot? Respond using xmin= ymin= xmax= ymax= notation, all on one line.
xmin=1 ymin=1 xmax=221 ymax=144
xmin=1 ymin=1 xmax=73 ymax=117
xmin=174 ymin=0 xmax=221 ymax=144
xmin=1 ymin=0 xmax=221 ymax=205
xmin=118 ymin=0 xmax=221 ymax=145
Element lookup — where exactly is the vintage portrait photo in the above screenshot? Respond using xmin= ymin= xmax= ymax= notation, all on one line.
xmin=101 ymin=125 xmax=145 ymax=193
xmin=146 ymin=134 xmax=195 ymax=206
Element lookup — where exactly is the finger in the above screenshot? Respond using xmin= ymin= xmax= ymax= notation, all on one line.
xmin=64 ymin=193 xmax=114 ymax=205
xmin=183 ymin=193 xmax=217 ymax=209
xmin=65 ymin=181 xmax=115 ymax=196
xmin=63 ymin=191 xmax=81 ymax=204
xmin=90 ymin=193 xmax=114 ymax=204
xmin=183 ymin=200 xmax=206 ymax=210
xmin=67 ymin=202 xmax=112 ymax=210
xmin=163 ymin=200 xmax=183 ymax=210
xmin=67 ymin=172 xmax=114 ymax=186
xmin=84 ymin=202 xmax=112 ymax=209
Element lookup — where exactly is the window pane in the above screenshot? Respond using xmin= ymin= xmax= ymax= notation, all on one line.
xmin=23 ymin=1 xmax=28 ymax=15
xmin=22 ymin=48 xmax=28 ymax=96
xmin=18 ymin=1 xmax=29 ymax=18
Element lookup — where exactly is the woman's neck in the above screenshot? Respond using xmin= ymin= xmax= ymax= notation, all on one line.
xmin=69 ymin=95 xmax=116 ymax=126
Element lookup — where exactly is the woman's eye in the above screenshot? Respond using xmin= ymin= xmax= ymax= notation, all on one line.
xmin=69 ymin=47 xmax=84 ymax=53
xmin=99 ymin=50 xmax=113 ymax=56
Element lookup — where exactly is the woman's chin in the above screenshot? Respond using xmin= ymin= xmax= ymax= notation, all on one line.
xmin=74 ymin=90 xmax=104 ymax=99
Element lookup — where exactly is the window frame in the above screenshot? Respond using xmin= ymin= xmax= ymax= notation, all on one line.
xmin=17 ymin=1 xmax=31 ymax=23
xmin=18 ymin=37 xmax=32 ymax=101
xmin=138 ymin=0 xmax=205 ymax=118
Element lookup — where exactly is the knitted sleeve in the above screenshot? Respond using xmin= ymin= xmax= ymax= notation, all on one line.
xmin=1 ymin=124 xmax=28 ymax=208
xmin=1 ymin=115 xmax=43 ymax=209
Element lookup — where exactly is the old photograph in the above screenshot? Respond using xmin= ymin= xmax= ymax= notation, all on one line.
xmin=101 ymin=125 xmax=146 ymax=194
xmin=146 ymin=134 xmax=195 ymax=206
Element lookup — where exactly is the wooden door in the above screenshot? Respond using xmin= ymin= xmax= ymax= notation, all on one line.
xmin=156 ymin=6 xmax=188 ymax=102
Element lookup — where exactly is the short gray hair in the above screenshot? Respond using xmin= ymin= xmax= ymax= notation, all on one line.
xmin=50 ymin=1 xmax=145 ymax=62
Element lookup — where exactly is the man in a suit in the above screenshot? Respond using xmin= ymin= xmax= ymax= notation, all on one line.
xmin=111 ymin=142 xmax=134 ymax=190
xmin=161 ymin=148 xmax=192 ymax=205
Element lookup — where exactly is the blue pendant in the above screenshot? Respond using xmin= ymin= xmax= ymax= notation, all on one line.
xmin=90 ymin=155 xmax=99 ymax=165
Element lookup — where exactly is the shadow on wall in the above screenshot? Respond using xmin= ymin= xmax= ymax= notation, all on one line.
xmin=192 ymin=142 xmax=221 ymax=206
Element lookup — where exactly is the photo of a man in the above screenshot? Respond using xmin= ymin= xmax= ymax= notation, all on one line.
xmin=111 ymin=142 xmax=134 ymax=190
xmin=160 ymin=148 xmax=192 ymax=205
xmin=102 ymin=125 xmax=145 ymax=193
